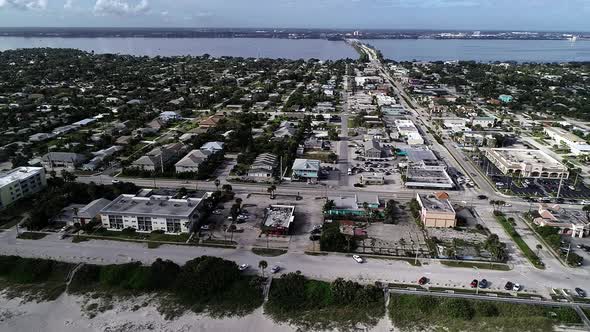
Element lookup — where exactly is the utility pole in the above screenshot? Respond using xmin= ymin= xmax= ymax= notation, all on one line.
xmin=556 ymin=174 xmax=564 ymax=199
xmin=565 ymin=243 xmax=572 ymax=265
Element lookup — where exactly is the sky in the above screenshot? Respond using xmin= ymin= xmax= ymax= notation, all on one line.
xmin=0 ymin=0 xmax=589 ymax=31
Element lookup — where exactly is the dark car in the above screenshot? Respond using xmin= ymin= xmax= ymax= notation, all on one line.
xmin=477 ymin=195 xmax=488 ymax=200
xmin=470 ymin=279 xmax=478 ymax=288
xmin=309 ymin=234 xmax=321 ymax=241
xmin=479 ymin=279 xmax=488 ymax=289
xmin=418 ymin=276 xmax=428 ymax=285
xmin=310 ymin=228 xmax=322 ymax=235
xmin=575 ymin=288 xmax=586 ymax=297
xmin=504 ymin=281 xmax=514 ymax=291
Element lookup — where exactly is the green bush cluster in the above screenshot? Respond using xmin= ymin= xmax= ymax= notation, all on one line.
xmin=265 ymin=273 xmax=384 ymax=330
xmin=0 ymin=256 xmax=73 ymax=284
xmin=389 ymin=294 xmax=581 ymax=332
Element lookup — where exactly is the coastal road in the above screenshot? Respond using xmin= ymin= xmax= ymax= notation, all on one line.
xmin=1 ymin=227 xmax=590 ymax=300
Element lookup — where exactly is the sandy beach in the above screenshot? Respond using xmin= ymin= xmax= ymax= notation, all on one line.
xmin=0 ymin=292 xmax=396 ymax=332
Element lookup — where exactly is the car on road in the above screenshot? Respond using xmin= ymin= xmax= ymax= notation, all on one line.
xmin=504 ymin=281 xmax=514 ymax=291
xmin=503 ymin=203 xmax=512 ymax=207
xmin=418 ymin=276 xmax=428 ymax=285
xmin=111 ymin=179 xmax=120 ymax=184
xmin=270 ymin=265 xmax=281 ymax=274
xmin=477 ymin=195 xmax=488 ymax=200
xmin=352 ymin=255 xmax=364 ymax=263
xmin=238 ymin=264 xmax=249 ymax=271
xmin=212 ymin=209 xmax=222 ymax=215
xmin=309 ymin=234 xmax=321 ymax=241
xmin=575 ymin=288 xmax=586 ymax=297
xmin=470 ymin=279 xmax=478 ymax=288
xmin=479 ymin=279 xmax=488 ymax=289
xmin=513 ymin=283 xmax=521 ymax=291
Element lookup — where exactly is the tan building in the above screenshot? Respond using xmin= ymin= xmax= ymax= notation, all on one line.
xmin=482 ymin=148 xmax=568 ymax=179
xmin=416 ymin=192 xmax=456 ymax=228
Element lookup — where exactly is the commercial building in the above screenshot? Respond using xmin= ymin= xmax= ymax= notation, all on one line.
xmin=394 ymin=119 xmax=424 ymax=145
xmin=482 ymin=148 xmax=568 ymax=179
xmin=0 ymin=167 xmax=47 ymax=210
xmin=403 ymin=146 xmax=454 ymax=189
xmin=544 ymin=126 xmax=590 ymax=156
xmin=416 ymin=192 xmax=456 ymax=228
xmin=326 ymin=194 xmax=380 ymax=216
xmin=99 ymin=191 xmax=207 ymax=234
xmin=262 ymin=205 xmax=295 ymax=235
xmin=360 ymin=173 xmax=385 ymax=185
xmin=363 ymin=139 xmax=382 ymax=159
xmin=471 ymin=116 xmax=496 ymax=128
xmin=533 ymin=204 xmax=589 ymax=238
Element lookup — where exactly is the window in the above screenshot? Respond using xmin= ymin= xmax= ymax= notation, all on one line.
xmin=166 ymin=218 xmax=181 ymax=233
xmin=137 ymin=216 xmax=153 ymax=232
xmin=108 ymin=215 xmax=124 ymax=229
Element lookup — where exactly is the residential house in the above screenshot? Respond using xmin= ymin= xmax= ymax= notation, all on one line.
xmin=131 ymin=143 xmax=185 ymax=172
xmin=248 ymin=153 xmax=278 ymax=179
xmin=292 ymin=158 xmax=321 ymax=182
xmin=200 ymin=141 xmax=224 ymax=153
xmin=42 ymin=152 xmax=87 ymax=170
xmin=175 ymin=149 xmax=212 ymax=173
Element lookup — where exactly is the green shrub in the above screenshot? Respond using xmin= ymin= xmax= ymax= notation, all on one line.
xmin=443 ymin=298 xmax=475 ymax=320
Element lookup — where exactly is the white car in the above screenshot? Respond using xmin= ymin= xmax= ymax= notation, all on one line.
xmin=212 ymin=210 xmax=222 ymax=215
xmin=504 ymin=203 xmax=512 ymax=207
xmin=111 ymin=179 xmax=120 ymax=184
xmin=238 ymin=264 xmax=249 ymax=271
xmin=270 ymin=265 xmax=281 ymax=273
xmin=352 ymin=255 xmax=364 ymax=263
xmin=513 ymin=283 xmax=521 ymax=291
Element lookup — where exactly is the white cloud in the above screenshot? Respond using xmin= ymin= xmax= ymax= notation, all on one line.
xmin=64 ymin=0 xmax=73 ymax=9
xmin=93 ymin=0 xmax=149 ymax=16
xmin=0 ymin=0 xmax=48 ymax=10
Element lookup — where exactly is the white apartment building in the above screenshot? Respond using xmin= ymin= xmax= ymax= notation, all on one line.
xmin=0 ymin=167 xmax=47 ymax=210
xmin=99 ymin=192 xmax=208 ymax=234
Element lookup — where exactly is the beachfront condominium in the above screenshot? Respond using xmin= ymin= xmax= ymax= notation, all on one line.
xmin=99 ymin=191 xmax=208 ymax=234
xmin=0 ymin=167 xmax=47 ymax=210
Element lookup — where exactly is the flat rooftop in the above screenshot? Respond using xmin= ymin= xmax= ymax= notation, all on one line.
xmin=545 ymin=126 xmax=586 ymax=144
xmin=405 ymin=147 xmax=437 ymax=163
xmin=485 ymin=148 xmax=565 ymax=168
xmin=0 ymin=167 xmax=43 ymax=187
xmin=263 ymin=205 xmax=295 ymax=229
xmin=100 ymin=194 xmax=203 ymax=218
xmin=418 ymin=194 xmax=455 ymax=213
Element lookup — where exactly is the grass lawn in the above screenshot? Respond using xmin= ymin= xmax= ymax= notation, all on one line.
xmin=252 ymin=247 xmax=287 ymax=257
xmin=389 ymin=293 xmax=582 ymax=332
xmin=495 ymin=215 xmax=544 ymax=269
xmin=17 ymin=232 xmax=47 ymax=240
xmin=441 ymin=260 xmax=511 ymax=271
xmin=93 ymin=228 xmax=191 ymax=243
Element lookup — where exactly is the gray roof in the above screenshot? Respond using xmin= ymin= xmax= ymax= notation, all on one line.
xmin=292 ymin=158 xmax=321 ymax=171
xmin=175 ymin=149 xmax=211 ymax=167
xmin=42 ymin=152 xmax=87 ymax=163
xmin=77 ymin=198 xmax=112 ymax=219
xmin=100 ymin=194 xmax=203 ymax=218
xmin=363 ymin=139 xmax=381 ymax=152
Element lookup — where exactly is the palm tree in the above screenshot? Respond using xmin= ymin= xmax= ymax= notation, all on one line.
xmin=363 ymin=202 xmax=370 ymax=223
xmin=228 ymin=224 xmax=237 ymax=242
xmin=267 ymin=185 xmax=277 ymax=199
xmin=536 ymin=244 xmax=543 ymax=256
xmin=214 ymin=178 xmax=221 ymax=191
xmin=258 ymin=260 xmax=268 ymax=277
xmin=489 ymin=200 xmax=497 ymax=211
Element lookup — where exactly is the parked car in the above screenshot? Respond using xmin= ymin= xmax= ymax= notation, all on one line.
xmin=270 ymin=265 xmax=281 ymax=274
xmin=470 ymin=279 xmax=478 ymax=288
xmin=479 ymin=279 xmax=488 ymax=289
xmin=513 ymin=283 xmax=521 ymax=291
xmin=212 ymin=209 xmax=222 ymax=215
xmin=575 ymin=288 xmax=586 ymax=297
xmin=504 ymin=281 xmax=514 ymax=291
xmin=238 ymin=264 xmax=249 ymax=271
xmin=310 ymin=228 xmax=322 ymax=235
xmin=418 ymin=276 xmax=428 ymax=285
xmin=352 ymin=255 xmax=364 ymax=263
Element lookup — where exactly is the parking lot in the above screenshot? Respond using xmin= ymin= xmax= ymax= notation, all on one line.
xmin=475 ymin=157 xmax=590 ymax=199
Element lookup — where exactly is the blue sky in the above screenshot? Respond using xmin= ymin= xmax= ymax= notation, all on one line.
xmin=0 ymin=0 xmax=589 ymax=31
